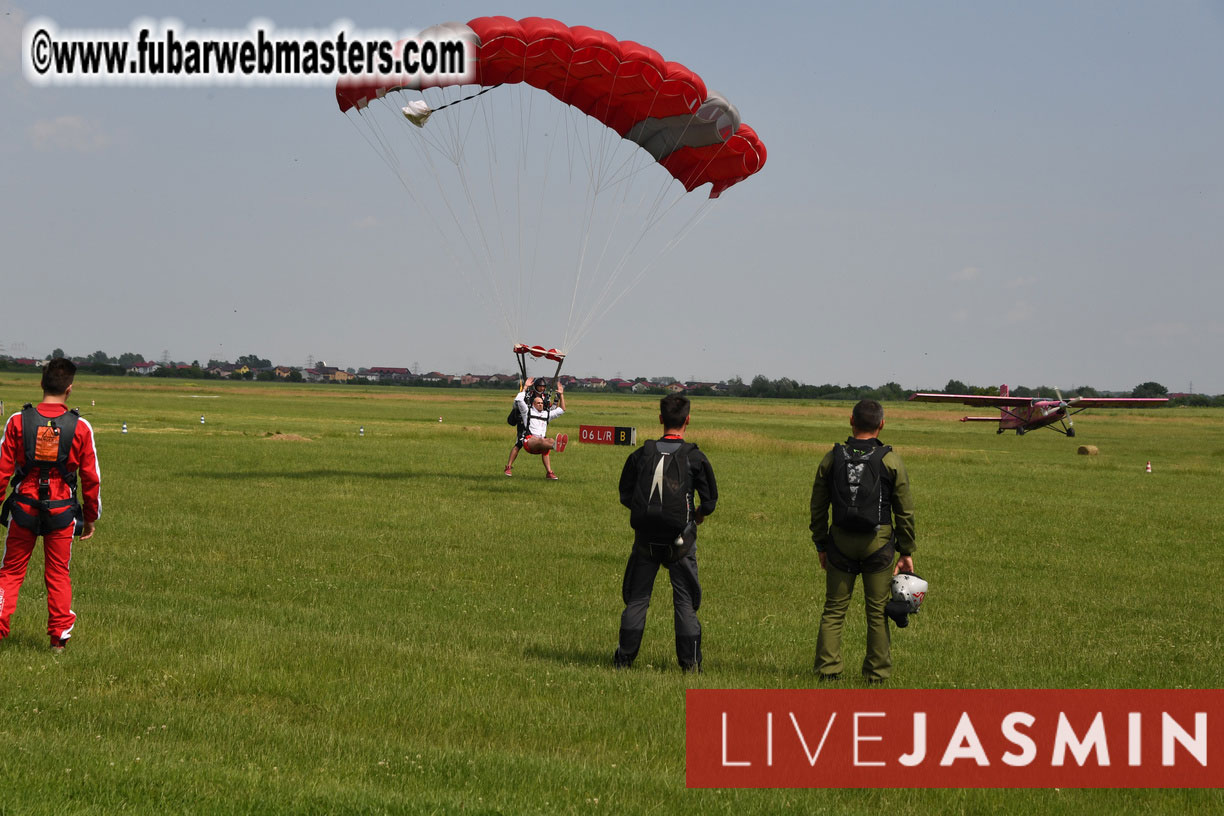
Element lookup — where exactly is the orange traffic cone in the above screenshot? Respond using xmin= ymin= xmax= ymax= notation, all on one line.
xmin=1145 ymin=461 xmax=1152 ymax=473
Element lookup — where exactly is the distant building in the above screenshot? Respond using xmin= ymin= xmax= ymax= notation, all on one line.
xmin=368 ymin=366 xmax=412 ymax=381
xmin=310 ymin=365 xmax=353 ymax=383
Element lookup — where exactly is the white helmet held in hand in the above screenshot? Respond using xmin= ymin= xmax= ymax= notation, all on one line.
xmin=891 ymin=572 xmax=928 ymax=613
xmin=886 ymin=572 xmax=927 ymax=628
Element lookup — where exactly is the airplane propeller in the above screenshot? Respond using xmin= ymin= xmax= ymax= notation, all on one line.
xmin=1056 ymin=389 xmax=1078 ymax=437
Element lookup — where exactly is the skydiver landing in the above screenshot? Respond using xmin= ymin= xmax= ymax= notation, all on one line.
xmin=505 ymin=377 xmax=550 ymax=475
xmin=507 ymin=378 xmax=566 ymax=479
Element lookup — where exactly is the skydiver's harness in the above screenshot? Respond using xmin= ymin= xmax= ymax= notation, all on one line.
xmin=0 ymin=404 xmax=84 ymax=536
xmin=518 ymin=402 xmax=552 ymax=448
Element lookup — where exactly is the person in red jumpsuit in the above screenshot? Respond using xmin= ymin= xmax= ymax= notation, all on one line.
xmin=0 ymin=358 xmax=101 ymax=652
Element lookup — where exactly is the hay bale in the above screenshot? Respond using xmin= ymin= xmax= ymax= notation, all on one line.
xmin=1077 ymin=445 xmax=1099 ymax=456
xmin=264 ymin=433 xmax=312 ymax=442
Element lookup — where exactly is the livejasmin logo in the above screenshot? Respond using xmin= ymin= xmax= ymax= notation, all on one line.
xmin=685 ymin=689 xmax=1223 ymax=788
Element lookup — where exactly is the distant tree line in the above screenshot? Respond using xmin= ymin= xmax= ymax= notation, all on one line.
xmin=2 ymin=351 xmax=1219 ymax=405
xmin=909 ymin=378 xmax=1218 ymax=407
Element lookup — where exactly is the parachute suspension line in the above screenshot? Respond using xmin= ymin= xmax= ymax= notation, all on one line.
xmin=569 ymin=179 xmax=687 ymax=350
xmin=597 ymin=79 xmax=675 ymax=199
xmin=513 ymin=79 xmax=540 ymax=340
xmin=574 ymin=177 xmax=661 ymax=344
xmin=563 ymin=66 xmax=639 ymax=351
xmin=556 ymin=74 xmax=595 ymax=346
xmin=564 ymin=82 xmax=687 ymax=351
xmin=420 ymin=85 xmax=510 ymax=329
xmin=573 ymin=149 xmax=653 ymax=346
xmin=559 ymin=109 xmax=598 ymax=349
xmin=455 ymin=83 xmax=521 ymax=340
xmin=513 ymin=84 xmax=527 ymax=338
xmin=473 ymin=83 xmax=515 ymax=339
xmin=515 ymin=82 xmax=561 ymax=343
xmin=400 ymin=89 xmax=517 ymax=344
xmin=568 ymin=75 xmax=713 ymax=349
xmin=347 ymin=109 xmax=408 ymax=187
xmin=349 ymin=103 xmax=517 ymax=345
xmin=611 ymin=84 xmax=696 ymax=227
xmin=352 ymin=106 xmax=463 ymax=254
xmin=526 ymin=88 xmax=568 ymax=332
xmin=557 ymin=66 xmax=579 ymax=190
xmin=564 ymin=115 xmax=620 ymax=350
xmin=573 ymin=67 xmax=622 ymax=193
xmin=589 ymin=82 xmax=672 ymax=198
xmin=357 ymin=73 xmax=748 ymax=357
xmin=568 ymin=199 xmax=716 ymax=350
xmin=574 ymin=136 xmax=665 ymax=343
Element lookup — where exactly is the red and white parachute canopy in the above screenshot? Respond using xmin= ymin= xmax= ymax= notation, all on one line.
xmin=338 ymin=16 xmax=766 ymax=356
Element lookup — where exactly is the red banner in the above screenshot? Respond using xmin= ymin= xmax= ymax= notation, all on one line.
xmin=686 ymin=689 xmax=1223 ymax=788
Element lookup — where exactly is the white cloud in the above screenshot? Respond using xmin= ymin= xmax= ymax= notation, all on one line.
xmin=950 ymin=266 xmax=980 ymax=282
xmin=28 ymin=115 xmax=109 ymax=152
xmin=1005 ymin=275 xmax=1038 ymax=289
xmin=1135 ymin=321 xmax=1191 ymax=340
xmin=1004 ymin=300 xmax=1033 ymax=324
xmin=351 ymin=214 xmax=380 ymax=230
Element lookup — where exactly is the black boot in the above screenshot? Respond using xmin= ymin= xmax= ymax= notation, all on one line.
xmin=615 ymin=628 xmax=643 ymax=668
xmin=676 ymin=633 xmax=702 ymax=672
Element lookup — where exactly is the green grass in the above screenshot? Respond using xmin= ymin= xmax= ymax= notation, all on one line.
xmin=0 ymin=373 xmax=1220 ymax=814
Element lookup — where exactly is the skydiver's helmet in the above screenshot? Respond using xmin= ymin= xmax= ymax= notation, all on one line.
xmin=885 ymin=571 xmax=928 ymax=628
xmin=531 ymin=380 xmax=552 ymax=409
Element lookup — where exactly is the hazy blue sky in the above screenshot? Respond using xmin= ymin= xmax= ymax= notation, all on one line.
xmin=4 ymin=1 xmax=1222 ymax=392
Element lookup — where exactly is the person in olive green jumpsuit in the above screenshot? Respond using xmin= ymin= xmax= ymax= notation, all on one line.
xmin=809 ymin=399 xmax=916 ymax=683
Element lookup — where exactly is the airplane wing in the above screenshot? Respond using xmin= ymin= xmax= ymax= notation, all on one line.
xmin=1065 ymin=397 xmax=1169 ymax=408
xmin=908 ymin=393 xmax=1035 ymax=407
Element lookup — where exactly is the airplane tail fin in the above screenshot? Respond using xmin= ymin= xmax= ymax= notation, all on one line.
xmin=995 ymin=385 xmax=1022 ymax=430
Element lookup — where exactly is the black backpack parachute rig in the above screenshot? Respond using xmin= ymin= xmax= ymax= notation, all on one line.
xmin=506 ymin=343 xmax=567 ymax=429
xmin=628 ymin=438 xmax=698 ymax=562
xmin=828 ymin=442 xmax=893 ymax=533
xmin=0 ymin=404 xmax=85 ymax=536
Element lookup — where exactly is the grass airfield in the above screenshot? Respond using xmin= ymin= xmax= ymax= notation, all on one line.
xmin=0 ymin=372 xmax=1220 ymax=814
